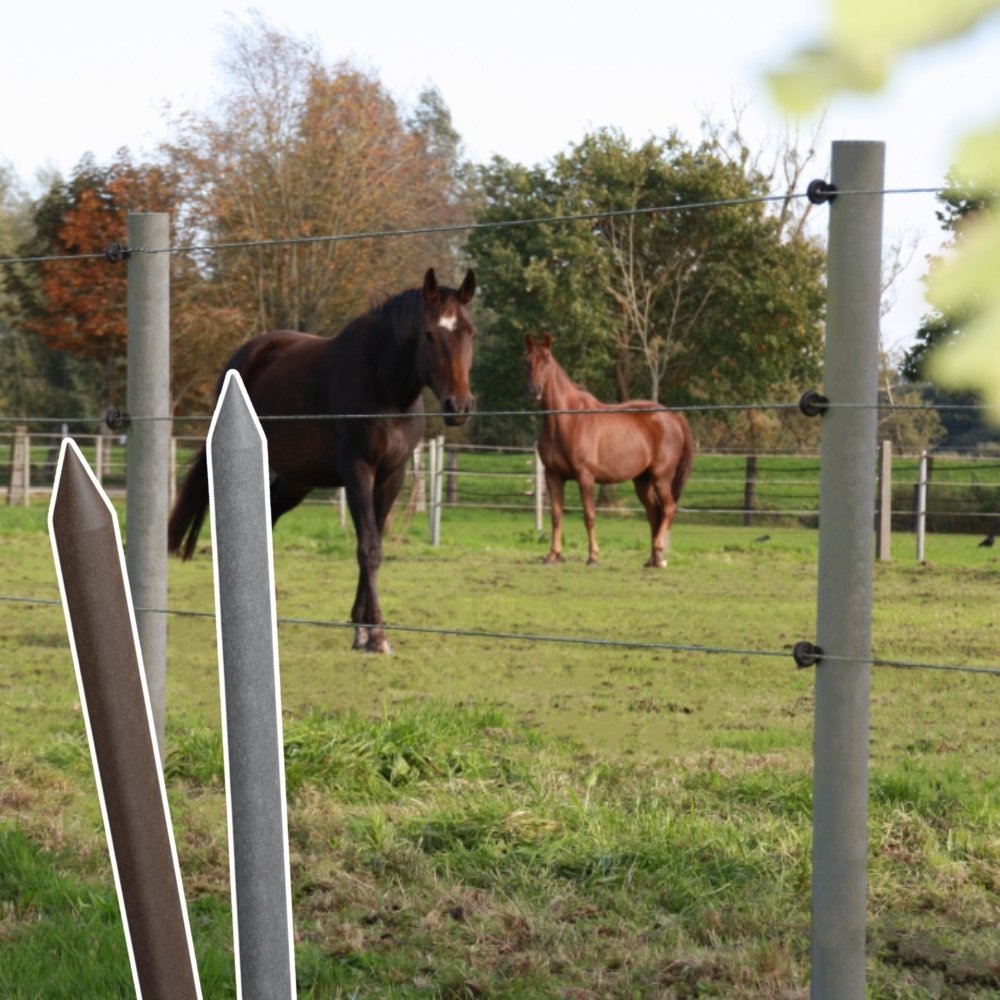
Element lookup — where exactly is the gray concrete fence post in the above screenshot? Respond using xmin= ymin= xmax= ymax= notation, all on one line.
xmin=811 ymin=140 xmax=885 ymax=999
xmin=125 ymin=213 xmax=171 ymax=761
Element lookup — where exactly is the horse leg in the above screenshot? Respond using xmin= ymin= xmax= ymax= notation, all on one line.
xmin=270 ymin=476 xmax=312 ymax=525
xmin=543 ymin=472 xmax=566 ymax=564
xmin=633 ymin=473 xmax=664 ymax=568
xmin=635 ymin=472 xmax=675 ymax=568
xmin=342 ymin=460 xmax=408 ymax=654
xmin=360 ymin=463 xmax=409 ymax=654
xmin=655 ymin=480 xmax=679 ymax=567
xmin=578 ymin=474 xmax=599 ymax=565
xmin=342 ymin=465 xmax=386 ymax=653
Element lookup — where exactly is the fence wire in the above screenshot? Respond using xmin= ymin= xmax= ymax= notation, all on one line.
xmin=2 ymin=396 xmax=999 ymax=429
xmin=0 ymin=185 xmax=945 ymax=268
xmin=2 ymin=592 xmax=998 ymax=679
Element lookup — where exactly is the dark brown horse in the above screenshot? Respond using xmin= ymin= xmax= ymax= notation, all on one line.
xmin=169 ymin=268 xmax=476 ymax=652
xmin=525 ymin=333 xmax=694 ymax=568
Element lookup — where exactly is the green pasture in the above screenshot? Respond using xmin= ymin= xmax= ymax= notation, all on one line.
xmin=1 ymin=500 xmax=998 ymax=997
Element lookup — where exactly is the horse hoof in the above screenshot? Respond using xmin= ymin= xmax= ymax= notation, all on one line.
xmin=352 ymin=626 xmax=370 ymax=651
xmin=542 ymin=553 xmax=565 ymax=565
xmin=644 ymin=557 xmax=667 ymax=569
xmin=586 ymin=557 xmax=599 ymax=566
xmin=367 ymin=633 xmax=393 ymax=655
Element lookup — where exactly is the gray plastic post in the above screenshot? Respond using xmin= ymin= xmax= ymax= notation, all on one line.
xmin=207 ymin=371 xmax=296 ymax=1000
xmin=876 ymin=439 xmax=892 ymax=561
xmin=434 ymin=435 xmax=445 ymax=543
xmin=8 ymin=425 xmax=29 ymax=506
xmin=916 ymin=450 xmax=928 ymax=563
xmin=535 ymin=450 xmax=545 ymax=536
xmin=95 ymin=433 xmax=105 ymax=485
xmin=413 ymin=442 xmax=426 ymax=513
xmin=429 ymin=436 xmax=440 ymax=545
xmin=812 ymin=141 xmax=884 ymax=999
xmin=125 ymin=213 xmax=171 ymax=760
xmin=49 ymin=440 xmax=202 ymax=1000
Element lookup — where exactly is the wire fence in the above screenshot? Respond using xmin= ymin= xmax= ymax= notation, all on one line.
xmin=3 ymin=396 xmax=1000 ymax=429
xmin=3 ymin=435 xmax=1000 ymax=679
xmin=5 ymin=430 xmax=1000 ymax=528
xmin=2 ymin=181 xmax=999 ymax=685
xmin=6 ymin=428 xmax=1000 ymax=513
xmin=3 ymin=592 xmax=999 ymax=679
xmin=0 ymin=185 xmax=946 ymax=269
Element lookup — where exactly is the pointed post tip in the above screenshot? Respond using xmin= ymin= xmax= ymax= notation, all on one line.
xmin=50 ymin=438 xmax=115 ymax=536
xmin=210 ymin=369 xmax=267 ymax=454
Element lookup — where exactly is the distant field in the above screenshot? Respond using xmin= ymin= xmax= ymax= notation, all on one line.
xmin=1 ymin=501 xmax=998 ymax=997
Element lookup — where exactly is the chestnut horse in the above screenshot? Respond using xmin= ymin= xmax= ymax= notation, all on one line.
xmin=525 ymin=333 xmax=694 ymax=568
xmin=169 ymin=268 xmax=476 ymax=652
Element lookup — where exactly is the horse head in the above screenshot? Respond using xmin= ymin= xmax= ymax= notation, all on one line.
xmin=418 ymin=268 xmax=477 ymax=426
xmin=524 ymin=333 xmax=555 ymax=401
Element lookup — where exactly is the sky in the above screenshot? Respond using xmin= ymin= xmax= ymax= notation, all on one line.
xmin=3 ymin=0 xmax=1000 ymax=355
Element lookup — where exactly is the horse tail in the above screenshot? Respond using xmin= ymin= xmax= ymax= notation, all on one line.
xmin=168 ymin=352 xmax=246 ymax=560
xmin=168 ymin=445 xmax=210 ymax=560
xmin=671 ymin=414 xmax=696 ymax=504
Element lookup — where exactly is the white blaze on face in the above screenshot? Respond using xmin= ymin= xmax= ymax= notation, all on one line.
xmin=438 ymin=311 xmax=458 ymax=332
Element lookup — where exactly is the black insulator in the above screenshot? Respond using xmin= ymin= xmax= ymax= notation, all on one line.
xmin=798 ymin=390 xmax=830 ymax=418
xmin=105 ymin=243 xmax=131 ymax=263
xmin=105 ymin=409 xmax=131 ymax=431
xmin=806 ymin=179 xmax=838 ymax=205
xmin=793 ymin=641 xmax=823 ymax=669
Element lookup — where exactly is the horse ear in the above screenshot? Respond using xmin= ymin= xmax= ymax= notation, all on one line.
xmin=543 ymin=332 xmax=553 ymax=348
xmin=458 ymin=268 xmax=476 ymax=304
xmin=524 ymin=333 xmax=534 ymax=350
xmin=423 ymin=268 xmax=439 ymax=304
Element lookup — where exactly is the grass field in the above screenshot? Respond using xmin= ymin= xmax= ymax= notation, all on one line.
xmin=1 ymin=499 xmax=998 ymax=997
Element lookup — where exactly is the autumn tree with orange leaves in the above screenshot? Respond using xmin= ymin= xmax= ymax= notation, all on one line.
xmin=163 ymin=18 xmax=472 ymax=413
xmin=11 ymin=17 xmax=471 ymax=419
xmin=30 ymin=152 xmax=174 ymax=409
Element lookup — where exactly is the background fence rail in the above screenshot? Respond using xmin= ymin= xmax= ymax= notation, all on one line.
xmin=8 ymin=429 xmax=1000 ymax=544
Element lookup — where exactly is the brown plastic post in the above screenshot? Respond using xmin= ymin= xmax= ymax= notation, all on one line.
xmin=49 ymin=439 xmax=201 ymax=1000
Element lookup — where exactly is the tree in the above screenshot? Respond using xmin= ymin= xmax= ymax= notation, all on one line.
xmin=407 ymin=84 xmax=470 ymax=207
xmin=162 ymin=17 xmax=473 ymax=413
xmin=901 ymin=179 xmax=993 ymax=382
xmin=467 ymin=129 xmax=826 ymax=444
xmin=699 ymin=98 xmax=828 ymax=244
xmin=770 ymin=0 xmax=1000 ymax=418
xmin=0 ymin=166 xmax=86 ymax=423
xmin=5 ymin=152 xmax=174 ymax=416
xmin=0 ymin=164 xmax=38 ymax=415
xmin=893 ymin=179 xmax=997 ymax=449
xmin=877 ymin=359 xmax=947 ymax=453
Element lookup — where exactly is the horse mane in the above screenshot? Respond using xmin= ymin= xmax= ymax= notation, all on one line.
xmin=367 ymin=285 xmax=420 ymax=314
xmin=364 ymin=287 xmax=426 ymax=343
xmin=546 ymin=351 xmax=602 ymax=408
